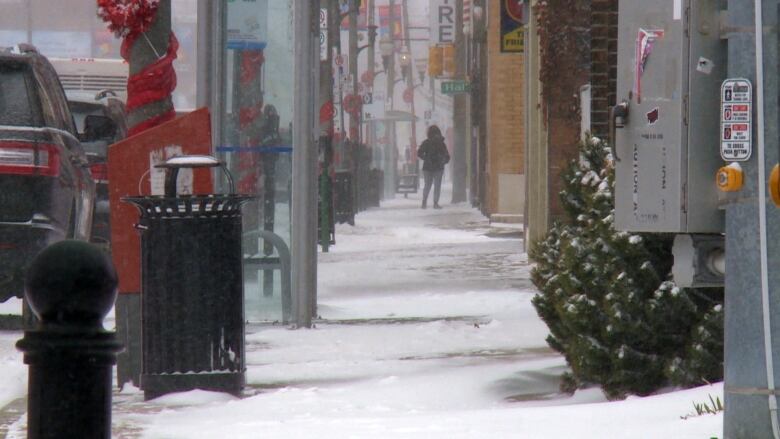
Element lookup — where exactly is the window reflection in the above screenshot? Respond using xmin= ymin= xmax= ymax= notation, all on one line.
xmin=221 ymin=0 xmax=293 ymax=323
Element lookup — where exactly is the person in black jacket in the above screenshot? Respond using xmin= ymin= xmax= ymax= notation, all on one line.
xmin=417 ymin=125 xmax=450 ymax=209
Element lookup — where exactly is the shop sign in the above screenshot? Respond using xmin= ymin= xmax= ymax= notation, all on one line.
xmin=501 ymin=0 xmax=527 ymax=53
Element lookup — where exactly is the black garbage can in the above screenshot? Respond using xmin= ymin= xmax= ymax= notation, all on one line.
xmin=124 ymin=156 xmax=252 ymax=400
xmin=334 ymin=171 xmax=355 ymax=225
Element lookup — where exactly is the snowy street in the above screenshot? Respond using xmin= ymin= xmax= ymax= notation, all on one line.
xmin=0 ymin=186 xmax=723 ymax=438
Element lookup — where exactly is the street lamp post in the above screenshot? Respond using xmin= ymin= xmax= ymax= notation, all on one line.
xmin=472 ymin=0 xmax=487 ymax=209
xmin=398 ymin=45 xmax=412 ymax=80
xmin=383 ymin=1 xmax=398 ymax=198
xmin=357 ymin=25 xmax=378 ymax=59
xmin=451 ymin=0 xmax=468 ymax=203
xmin=365 ymin=1 xmax=377 ymax=159
xmin=399 ymin=0 xmax=419 ymax=175
xmin=348 ymin=0 xmax=359 ymax=143
xmin=291 ymin=0 xmax=317 ymax=328
xmin=397 ymin=44 xmax=418 ymax=167
xmin=414 ymin=58 xmax=427 ymax=87
xmin=354 ymin=23 xmax=377 ymax=157
xmin=379 ymin=34 xmax=395 ymax=75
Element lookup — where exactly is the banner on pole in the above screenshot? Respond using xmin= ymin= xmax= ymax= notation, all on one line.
xmin=500 ymin=0 xmax=526 ymax=53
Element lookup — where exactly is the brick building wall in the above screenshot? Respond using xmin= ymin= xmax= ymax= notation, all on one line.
xmin=538 ymin=0 xmax=591 ymax=222
xmin=524 ymin=0 xmax=617 ymax=243
xmin=547 ymin=110 xmax=584 ymax=221
xmin=486 ymin=0 xmax=524 ymax=215
xmin=590 ymin=0 xmax=618 ymax=140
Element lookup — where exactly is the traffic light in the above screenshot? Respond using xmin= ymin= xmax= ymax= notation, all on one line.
xmin=428 ymin=46 xmax=443 ymax=78
xmin=442 ymin=44 xmax=455 ymax=77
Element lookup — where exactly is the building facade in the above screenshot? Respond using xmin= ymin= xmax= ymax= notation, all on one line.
xmin=472 ymin=0 xmax=525 ymax=219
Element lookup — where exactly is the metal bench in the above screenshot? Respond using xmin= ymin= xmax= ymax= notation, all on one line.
xmin=243 ymin=230 xmax=291 ymax=323
xmin=396 ymin=173 xmax=419 ymax=197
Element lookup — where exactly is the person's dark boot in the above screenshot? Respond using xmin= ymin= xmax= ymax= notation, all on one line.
xmin=421 ymin=201 xmax=427 ymax=209
xmin=433 ymin=204 xmax=442 ymax=209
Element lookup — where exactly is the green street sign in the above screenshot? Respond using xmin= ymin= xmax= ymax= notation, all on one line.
xmin=441 ymin=80 xmax=471 ymax=95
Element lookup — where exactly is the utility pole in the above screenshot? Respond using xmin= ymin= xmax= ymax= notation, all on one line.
xmin=319 ymin=0 xmax=336 ymax=253
xmin=724 ymin=0 xmax=780 ymax=437
xmin=430 ymin=74 xmax=436 ymax=112
xmin=365 ymin=0 xmax=376 ymax=154
xmin=349 ymin=0 xmax=360 ymax=142
xmin=385 ymin=0 xmax=398 ymax=198
xmin=126 ymin=0 xmax=175 ymax=132
xmin=401 ymin=0 xmax=418 ymax=164
xmin=115 ymin=0 xmax=174 ymax=389
xmin=451 ymin=0 xmax=468 ymax=203
xmin=291 ymin=0 xmax=318 ymax=328
xmin=347 ymin=0 xmax=361 ymax=212
xmin=333 ymin=3 xmax=346 ymax=140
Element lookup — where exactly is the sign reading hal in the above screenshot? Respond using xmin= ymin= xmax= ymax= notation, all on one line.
xmin=501 ymin=0 xmax=526 ymax=53
xmin=430 ymin=0 xmax=456 ymax=44
xmin=441 ymin=80 xmax=471 ymax=95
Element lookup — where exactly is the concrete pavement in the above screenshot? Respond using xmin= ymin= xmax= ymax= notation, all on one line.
xmin=0 ymin=186 xmax=560 ymax=438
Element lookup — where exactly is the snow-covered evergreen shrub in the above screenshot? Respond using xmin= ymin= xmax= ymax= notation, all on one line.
xmin=529 ymin=135 xmax=724 ymax=399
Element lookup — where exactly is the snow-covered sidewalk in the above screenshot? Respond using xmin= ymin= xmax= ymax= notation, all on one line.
xmin=0 ymin=186 xmax=723 ymax=438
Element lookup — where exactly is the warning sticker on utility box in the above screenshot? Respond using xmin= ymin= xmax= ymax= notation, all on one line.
xmin=721 ymin=78 xmax=752 ymax=161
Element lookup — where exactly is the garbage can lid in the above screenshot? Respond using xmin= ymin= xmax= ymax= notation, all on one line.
xmin=155 ymin=155 xmax=221 ymax=169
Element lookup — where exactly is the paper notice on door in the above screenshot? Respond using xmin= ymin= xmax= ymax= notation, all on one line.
xmin=635 ymin=28 xmax=665 ymax=103
xmin=673 ymin=0 xmax=681 ymax=20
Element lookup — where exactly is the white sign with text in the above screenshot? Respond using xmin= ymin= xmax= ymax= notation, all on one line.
xmin=720 ymin=78 xmax=752 ymax=162
xmin=429 ymin=0 xmax=456 ymax=44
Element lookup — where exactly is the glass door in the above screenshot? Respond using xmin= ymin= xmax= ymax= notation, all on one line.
xmin=218 ymin=0 xmax=295 ymax=323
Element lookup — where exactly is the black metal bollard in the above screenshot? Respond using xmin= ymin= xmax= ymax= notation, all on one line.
xmin=16 ymin=240 xmax=122 ymax=439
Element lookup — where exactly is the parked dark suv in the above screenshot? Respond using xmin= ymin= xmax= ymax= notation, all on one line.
xmin=0 ymin=45 xmax=95 ymax=301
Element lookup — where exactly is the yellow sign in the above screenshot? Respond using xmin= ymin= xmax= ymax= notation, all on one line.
xmin=502 ymin=28 xmax=524 ymax=53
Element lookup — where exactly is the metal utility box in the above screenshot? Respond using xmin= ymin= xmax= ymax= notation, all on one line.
xmin=614 ymin=0 xmax=726 ymax=233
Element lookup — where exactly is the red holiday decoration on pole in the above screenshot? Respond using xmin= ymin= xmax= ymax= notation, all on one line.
xmin=97 ymin=0 xmax=178 ymax=137
xmin=125 ymin=34 xmax=178 ymax=112
xmin=403 ymin=87 xmax=414 ymax=104
xmin=343 ymin=94 xmax=362 ymax=115
xmin=97 ymin=0 xmax=161 ymax=38
xmin=320 ymin=100 xmax=335 ymax=125
xmin=361 ymin=70 xmax=373 ymax=86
